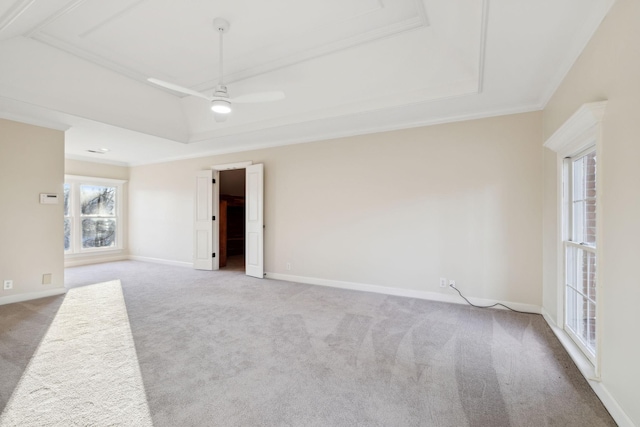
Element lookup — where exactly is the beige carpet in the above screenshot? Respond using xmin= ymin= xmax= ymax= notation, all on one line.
xmin=63 ymin=261 xmax=615 ymax=426
xmin=0 ymin=261 xmax=616 ymax=426
xmin=0 ymin=280 xmax=152 ymax=426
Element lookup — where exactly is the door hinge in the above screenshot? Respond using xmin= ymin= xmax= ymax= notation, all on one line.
xmin=212 ymin=216 xmax=215 ymax=221
xmin=212 ymin=178 xmax=216 ymax=184
xmin=212 ymin=253 xmax=216 ymax=258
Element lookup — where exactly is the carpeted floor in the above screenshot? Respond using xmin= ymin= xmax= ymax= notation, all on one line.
xmin=0 ymin=281 xmax=152 ymax=427
xmin=0 ymin=260 xmax=616 ymax=426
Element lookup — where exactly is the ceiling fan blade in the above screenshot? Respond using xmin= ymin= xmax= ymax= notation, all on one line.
xmin=231 ymin=91 xmax=285 ymax=104
xmin=148 ymin=78 xmax=213 ymax=101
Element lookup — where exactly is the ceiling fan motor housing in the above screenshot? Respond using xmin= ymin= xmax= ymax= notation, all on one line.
xmin=214 ymin=85 xmax=228 ymax=97
xmin=213 ymin=18 xmax=230 ymax=33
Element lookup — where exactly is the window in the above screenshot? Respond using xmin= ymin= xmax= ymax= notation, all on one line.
xmin=564 ymin=149 xmax=597 ymax=361
xmin=544 ymin=101 xmax=605 ymax=375
xmin=65 ymin=176 xmax=125 ymax=255
xmin=64 ymin=183 xmax=71 ymax=252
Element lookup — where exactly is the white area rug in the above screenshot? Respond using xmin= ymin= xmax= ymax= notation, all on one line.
xmin=0 ymin=281 xmax=153 ymax=426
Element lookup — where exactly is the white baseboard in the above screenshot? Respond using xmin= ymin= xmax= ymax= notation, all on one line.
xmin=541 ymin=309 xmax=634 ymax=427
xmin=128 ymin=255 xmax=193 ymax=268
xmin=266 ymin=272 xmax=541 ymax=314
xmin=65 ymin=254 xmax=128 ymax=268
xmin=0 ymin=288 xmax=67 ymax=306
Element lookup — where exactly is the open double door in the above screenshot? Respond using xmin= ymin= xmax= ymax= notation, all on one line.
xmin=193 ymin=163 xmax=263 ymax=278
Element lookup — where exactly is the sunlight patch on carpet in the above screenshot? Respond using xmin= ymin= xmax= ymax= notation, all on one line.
xmin=0 ymin=280 xmax=153 ymax=426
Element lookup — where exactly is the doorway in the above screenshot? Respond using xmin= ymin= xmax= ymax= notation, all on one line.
xmin=194 ymin=162 xmax=263 ymax=277
xmin=219 ymin=169 xmax=245 ymax=271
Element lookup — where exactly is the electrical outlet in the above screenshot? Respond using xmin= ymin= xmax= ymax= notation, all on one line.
xmin=286 ymin=262 xmax=292 ymax=271
xmin=449 ymin=280 xmax=456 ymax=288
xmin=3 ymin=280 xmax=13 ymax=290
xmin=42 ymin=274 xmax=52 ymax=285
xmin=439 ymin=278 xmax=447 ymax=288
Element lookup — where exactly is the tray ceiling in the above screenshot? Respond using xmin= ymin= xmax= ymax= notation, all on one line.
xmin=0 ymin=0 xmax=615 ymax=165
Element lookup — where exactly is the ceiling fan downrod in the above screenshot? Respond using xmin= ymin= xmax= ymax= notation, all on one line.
xmin=211 ymin=18 xmax=231 ymax=114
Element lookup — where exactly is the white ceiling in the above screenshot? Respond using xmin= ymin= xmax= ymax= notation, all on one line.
xmin=0 ymin=0 xmax=615 ymax=166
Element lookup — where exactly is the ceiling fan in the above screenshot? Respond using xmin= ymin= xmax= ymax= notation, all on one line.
xmin=148 ymin=18 xmax=285 ymax=122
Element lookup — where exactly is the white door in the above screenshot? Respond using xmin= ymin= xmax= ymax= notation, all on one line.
xmin=193 ymin=170 xmax=219 ymax=270
xmin=245 ymin=164 xmax=264 ymax=278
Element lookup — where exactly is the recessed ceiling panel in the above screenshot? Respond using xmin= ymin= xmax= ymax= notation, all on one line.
xmin=31 ymin=0 xmax=428 ymax=89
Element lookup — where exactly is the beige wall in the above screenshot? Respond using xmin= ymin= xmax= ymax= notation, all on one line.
xmin=542 ymin=147 xmax=559 ymax=321
xmin=542 ymin=0 xmax=640 ymax=424
xmin=65 ymin=158 xmax=129 ymax=180
xmin=0 ymin=119 xmax=65 ymax=302
xmin=130 ymin=111 xmax=543 ymax=306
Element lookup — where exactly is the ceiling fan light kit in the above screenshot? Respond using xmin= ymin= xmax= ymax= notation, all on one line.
xmin=212 ymin=99 xmax=231 ymax=114
xmin=147 ymin=17 xmax=284 ymax=121
xmin=211 ymin=84 xmax=231 ymax=114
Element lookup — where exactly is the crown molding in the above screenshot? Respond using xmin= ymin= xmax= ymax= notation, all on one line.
xmin=24 ymin=0 xmax=88 ymax=37
xmin=127 ymin=103 xmax=542 ymax=167
xmin=186 ymin=76 xmax=479 ymax=144
xmin=78 ymin=0 xmax=148 ymax=39
xmin=0 ymin=110 xmax=70 ymax=131
xmin=0 ymin=0 xmax=36 ymax=35
xmin=30 ymin=31 xmax=153 ymax=82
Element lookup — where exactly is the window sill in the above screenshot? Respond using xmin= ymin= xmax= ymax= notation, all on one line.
xmin=542 ymin=311 xmax=599 ymax=381
xmin=65 ymin=248 xmax=125 ymax=259
xmin=64 ymin=249 xmax=127 ymax=268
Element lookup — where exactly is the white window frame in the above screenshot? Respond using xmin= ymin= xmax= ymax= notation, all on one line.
xmin=64 ymin=175 xmax=126 ymax=257
xmin=544 ymin=101 xmax=606 ymax=378
xmin=563 ymin=147 xmax=597 ymax=364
